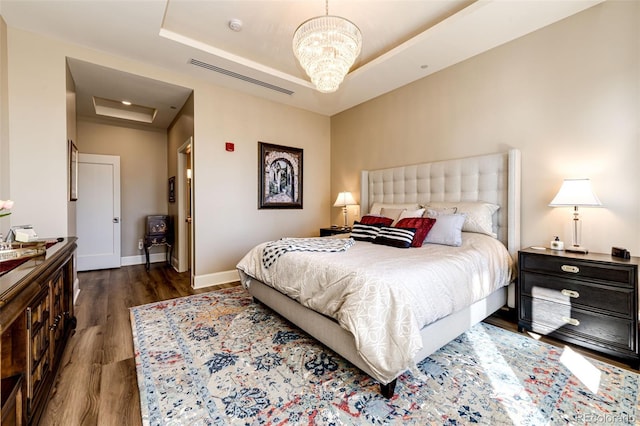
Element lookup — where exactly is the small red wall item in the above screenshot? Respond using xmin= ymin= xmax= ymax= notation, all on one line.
xmin=225 ymin=142 xmax=234 ymax=152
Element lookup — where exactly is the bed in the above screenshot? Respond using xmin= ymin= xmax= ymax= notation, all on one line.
xmin=237 ymin=149 xmax=521 ymax=397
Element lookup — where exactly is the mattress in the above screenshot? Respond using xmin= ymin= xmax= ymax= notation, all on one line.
xmin=236 ymin=232 xmax=514 ymax=384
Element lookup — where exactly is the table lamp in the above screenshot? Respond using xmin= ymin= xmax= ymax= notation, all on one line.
xmin=333 ymin=192 xmax=357 ymax=229
xmin=549 ymin=178 xmax=602 ymax=254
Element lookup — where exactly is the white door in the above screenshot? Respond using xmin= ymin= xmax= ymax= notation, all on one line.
xmin=77 ymin=154 xmax=121 ymax=271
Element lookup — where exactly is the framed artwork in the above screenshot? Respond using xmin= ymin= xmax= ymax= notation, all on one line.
xmin=168 ymin=176 xmax=176 ymax=203
xmin=258 ymin=142 xmax=303 ymax=209
xmin=68 ymin=140 xmax=78 ymax=201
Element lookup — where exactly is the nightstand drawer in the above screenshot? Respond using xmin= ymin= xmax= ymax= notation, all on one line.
xmin=520 ymin=254 xmax=634 ymax=287
xmin=520 ymin=272 xmax=634 ymax=318
xmin=520 ymin=296 xmax=635 ymax=353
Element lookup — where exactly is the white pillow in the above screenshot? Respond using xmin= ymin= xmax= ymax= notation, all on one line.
xmin=369 ymin=202 xmax=420 ymax=215
xmin=423 ymin=213 xmax=466 ymax=247
xmin=423 ymin=206 xmax=457 ymax=216
xmin=392 ymin=208 xmax=425 ymax=226
xmin=425 ymin=201 xmax=499 ymax=238
xmin=380 ymin=207 xmax=406 ymax=222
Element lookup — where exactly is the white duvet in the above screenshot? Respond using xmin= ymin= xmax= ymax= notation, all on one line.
xmin=236 ymin=232 xmax=514 ymax=384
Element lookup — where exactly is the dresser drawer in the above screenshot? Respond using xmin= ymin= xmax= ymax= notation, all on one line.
xmin=520 ymin=272 xmax=634 ymax=318
xmin=520 ymin=253 xmax=634 ymax=287
xmin=520 ymin=296 xmax=635 ymax=353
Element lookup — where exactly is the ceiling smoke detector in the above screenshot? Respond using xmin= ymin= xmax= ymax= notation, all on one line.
xmin=228 ymin=19 xmax=242 ymax=32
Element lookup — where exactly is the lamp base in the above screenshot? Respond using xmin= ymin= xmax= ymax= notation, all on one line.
xmin=565 ymin=245 xmax=589 ymax=254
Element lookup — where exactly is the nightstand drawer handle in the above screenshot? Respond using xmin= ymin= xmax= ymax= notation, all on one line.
xmin=562 ymin=316 xmax=580 ymax=326
xmin=561 ymin=265 xmax=580 ymax=273
xmin=561 ymin=289 xmax=580 ymax=298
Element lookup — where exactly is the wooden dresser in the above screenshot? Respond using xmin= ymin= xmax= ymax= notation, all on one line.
xmin=0 ymin=238 xmax=77 ymax=425
xmin=518 ymin=247 xmax=639 ymax=368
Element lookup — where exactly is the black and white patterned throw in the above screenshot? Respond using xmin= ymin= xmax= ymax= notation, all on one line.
xmin=262 ymin=237 xmax=355 ymax=269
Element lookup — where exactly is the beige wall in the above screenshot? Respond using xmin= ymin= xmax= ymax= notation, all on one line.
xmin=331 ymin=0 xmax=639 ymax=256
xmin=65 ymin=63 xmax=77 ymax=237
xmin=167 ymin=92 xmax=194 ymax=266
xmin=6 ymin=27 xmax=68 ymax=235
xmin=77 ymin=120 xmax=168 ymax=257
xmin=3 ymin=25 xmax=330 ymax=285
xmin=191 ymin=85 xmax=330 ymax=286
xmin=0 ymin=16 xmax=9 ymax=233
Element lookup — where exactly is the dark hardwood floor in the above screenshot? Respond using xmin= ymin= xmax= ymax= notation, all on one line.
xmin=40 ymin=265 xmax=634 ymax=425
xmin=484 ymin=308 xmax=634 ymax=372
xmin=40 ymin=264 xmax=238 ymax=426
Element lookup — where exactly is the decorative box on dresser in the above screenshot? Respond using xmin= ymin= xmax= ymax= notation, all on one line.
xmin=0 ymin=238 xmax=77 ymax=425
xmin=518 ymin=247 xmax=639 ymax=369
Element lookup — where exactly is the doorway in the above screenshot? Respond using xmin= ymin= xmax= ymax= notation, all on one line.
xmin=76 ymin=153 xmax=121 ymax=271
xmin=176 ymin=138 xmax=193 ymax=276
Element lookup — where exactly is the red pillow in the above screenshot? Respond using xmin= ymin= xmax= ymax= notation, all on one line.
xmin=395 ymin=217 xmax=436 ymax=247
xmin=360 ymin=215 xmax=393 ymax=227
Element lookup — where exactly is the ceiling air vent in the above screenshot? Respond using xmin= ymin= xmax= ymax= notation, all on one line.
xmin=189 ymin=59 xmax=294 ymax=96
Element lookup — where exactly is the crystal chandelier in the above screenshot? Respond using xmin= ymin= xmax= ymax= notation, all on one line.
xmin=292 ymin=0 xmax=362 ymax=93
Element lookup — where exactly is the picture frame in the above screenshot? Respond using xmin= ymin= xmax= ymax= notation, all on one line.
xmin=258 ymin=142 xmax=303 ymax=209
xmin=68 ymin=140 xmax=78 ymax=201
xmin=168 ymin=176 xmax=176 ymax=203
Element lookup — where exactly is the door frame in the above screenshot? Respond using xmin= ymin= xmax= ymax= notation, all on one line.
xmin=176 ymin=138 xmax=194 ymax=279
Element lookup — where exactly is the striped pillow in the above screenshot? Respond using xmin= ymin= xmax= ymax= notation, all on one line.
xmin=350 ymin=222 xmax=382 ymax=242
xmin=373 ymin=226 xmax=416 ymax=248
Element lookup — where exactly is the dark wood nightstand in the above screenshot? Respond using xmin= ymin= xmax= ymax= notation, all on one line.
xmin=320 ymin=227 xmax=351 ymax=237
xmin=144 ymin=215 xmax=173 ymax=271
xmin=518 ymin=247 xmax=640 ymax=368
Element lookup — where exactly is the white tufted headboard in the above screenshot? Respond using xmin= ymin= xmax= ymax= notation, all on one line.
xmin=361 ymin=149 xmax=521 ymax=259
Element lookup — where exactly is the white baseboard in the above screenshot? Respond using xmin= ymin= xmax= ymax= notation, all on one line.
xmin=119 ymin=256 xmax=238 ymax=289
xmin=193 ymin=269 xmax=240 ymax=289
xmin=121 ymin=253 xmax=168 ymax=267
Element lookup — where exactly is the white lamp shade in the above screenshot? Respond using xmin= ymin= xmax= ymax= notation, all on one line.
xmin=333 ymin=191 xmax=357 ymax=207
xmin=549 ymin=178 xmax=602 ymax=207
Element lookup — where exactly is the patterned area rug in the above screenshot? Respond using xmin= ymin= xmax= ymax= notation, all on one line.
xmin=130 ymin=287 xmax=639 ymax=425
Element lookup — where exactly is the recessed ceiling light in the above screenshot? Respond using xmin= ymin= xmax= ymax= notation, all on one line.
xmin=420 ymin=65 xmax=429 ymax=69
xmin=121 ymin=100 xmax=132 ymax=105
xmin=93 ymin=96 xmax=157 ymax=123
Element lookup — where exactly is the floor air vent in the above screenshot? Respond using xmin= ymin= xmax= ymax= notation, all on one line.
xmin=189 ymin=59 xmax=294 ymax=96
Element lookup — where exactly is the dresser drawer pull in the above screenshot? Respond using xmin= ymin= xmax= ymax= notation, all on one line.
xmin=561 ymin=289 xmax=580 ymax=298
xmin=562 ymin=316 xmax=580 ymax=326
xmin=561 ymin=265 xmax=580 ymax=273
